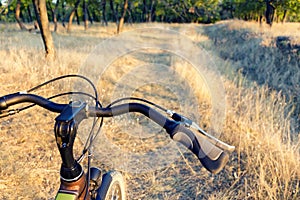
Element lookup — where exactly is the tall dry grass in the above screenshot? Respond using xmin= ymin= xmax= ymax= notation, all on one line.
xmin=0 ymin=21 xmax=299 ymax=199
xmin=201 ymin=20 xmax=300 ymax=199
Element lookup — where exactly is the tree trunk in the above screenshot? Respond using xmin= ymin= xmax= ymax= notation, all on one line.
xmin=109 ymin=0 xmax=118 ymax=23
xmin=127 ymin=1 xmax=133 ymax=24
xmin=87 ymin=7 xmax=93 ymax=24
xmin=230 ymin=3 xmax=233 ymax=18
xmin=67 ymin=0 xmax=81 ymax=32
xmin=32 ymin=0 xmax=55 ymax=59
xmin=62 ymin=0 xmax=66 ymax=27
xmin=83 ymin=0 xmax=88 ymax=30
xmin=101 ymin=0 xmax=108 ymax=25
xmin=27 ymin=5 xmax=33 ymax=22
xmin=75 ymin=9 xmax=80 ymax=25
xmin=46 ymin=0 xmax=59 ymax=31
xmin=259 ymin=15 xmax=263 ymax=25
xmin=282 ymin=9 xmax=287 ymax=23
xmin=68 ymin=11 xmax=75 ymax=31
xmin=117 ymin=0 xmax=128 ymax=34
xmin=142 ymin=0 xmax=147 ymax=22
xmin=53 ymin=0 xmax=60 ymax=32
xmin=265 ymin=0 xmax=275 ymax=27
xmin=15 ymin=0 xmax=27 ymax=30
xmin=149 ymin=0 xmax=156 ymax=22
xmin=20 ymin=7 xmax=27 ymax=22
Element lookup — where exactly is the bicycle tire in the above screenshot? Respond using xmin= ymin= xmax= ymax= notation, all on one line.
xmin=96 ymin=171 xmax=126 ymax=200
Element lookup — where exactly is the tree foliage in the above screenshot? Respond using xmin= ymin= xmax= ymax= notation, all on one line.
xmin=1 ymin=0 xmax=299 ymax=25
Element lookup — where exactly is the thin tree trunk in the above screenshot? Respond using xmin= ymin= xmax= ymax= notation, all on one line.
xmin=20 ymin=8 xmax=26 ymax=22
xmin=15 ymin=0 xmax=27 ymax=30
xmin=259 ymin=15 xmax=263 ymax=25
xmin=230 ymin=3 xmax=233 ymax=18
xmin=53 ymin=0 xmax=60 ymax=32
xmin=67 ymin=0 xmax=80 ymax=32
xmin=149 ymin=0 xmax=156 ymax=22
xmin=282 ymin=9 xmax=287 ymax=23
xmin=142 ymin=0 xmax=147 ymax=22
xmin=127 ymin=1 xmax=133 ymax=24
xmin=27 ymin=6 xmax=33 ymax=22
xmin=32 ymin=0 xmax=55 ymax=59
xmin=68 ymin=11 xmax=75 ymax=31
xmin=109 ymin=0 xmax=118 ymax=23
xmin=117 ymin=0 xmax=128 ymax=34
xmin=101 ymin=0 xmax=108 ymax=25
xmin=265 ymin=0 xmax=275 ymax=27
xmin=87 ymin=7 xmax=93 ymax=24
xmin=62 ymin=0 xmax=66 ymax=27
xmin=47 ymin=0 xmax=59 ymax=31
xmin=83 ymin=0 xmax=88 ymax=30
xmin=75 ymin=9 xmax=80 ymax=25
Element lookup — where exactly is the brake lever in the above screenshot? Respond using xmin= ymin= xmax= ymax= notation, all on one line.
xmin=190 ymin=122 xmax=235 ymax=153
xmin=167 ymin=110 xmax=235 ymax=153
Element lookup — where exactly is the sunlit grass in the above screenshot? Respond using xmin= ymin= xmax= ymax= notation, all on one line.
xmin=0 ymin=20 xmax=299 ymax=199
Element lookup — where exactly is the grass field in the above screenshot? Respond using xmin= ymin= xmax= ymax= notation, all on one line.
xmin=0 ymin=20 xmax=299 ymax=199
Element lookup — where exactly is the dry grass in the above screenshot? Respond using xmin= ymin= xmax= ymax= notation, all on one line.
xmin=0 ymin=20 xmax=299 ymax=199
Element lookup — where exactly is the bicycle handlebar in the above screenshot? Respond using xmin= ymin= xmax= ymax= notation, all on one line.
xmin=0 ymin=92 xmax=67 ymax=112
xmin=0 ymin=92 xmax=231 ymax=174
xmin=89 ymin=104 xmax=229 ymax=173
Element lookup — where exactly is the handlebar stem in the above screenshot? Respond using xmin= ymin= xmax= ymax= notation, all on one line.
xmin=54 ymin=102 xmax=87 ymax=181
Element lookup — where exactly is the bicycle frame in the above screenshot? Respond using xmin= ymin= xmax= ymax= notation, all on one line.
xmin=56 ymin=175 xmax=89 ymax=200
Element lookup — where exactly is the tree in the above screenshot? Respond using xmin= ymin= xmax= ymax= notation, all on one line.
xmin=83 ymin=0 xmax=88 ymax=29
xmin=149 ymin=0 xmax=157 ymax=22
xmin=67 ymin=0 xmax=81 ymax=32
xmin=142 ymin=0 xmax=147 ymax=21
xmin=271 ymin=0 xmax=300 ymax=22
xmin=109 ymin=0 xmax=119 ymax=23
xmin=15 ymin=0 xmax=27 ymax=30
xmin=1 ymin=0 xmax=300 ymax=26
xmin=32 ymin=0 xmax=55 ymax=59
xmin=265 ymin=0 xmax=275 ymax=26
xmin=101 ymin=0 xmax=108 ymax=25
xmin=194 ymin=0 xmax=221 ymax=23
xmin=47 ymin=0 xmax=60 ymax=32
xmin=219 ymin=0 xmax=300 ymax=24
xmin=117 ymin=0 xmax=128 ymax=34
xmin=141 ymin=0 xmax=156 ymax=22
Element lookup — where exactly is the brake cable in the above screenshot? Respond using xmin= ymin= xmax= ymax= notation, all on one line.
xmin=27 ymin=74 xmax=100 ymax=107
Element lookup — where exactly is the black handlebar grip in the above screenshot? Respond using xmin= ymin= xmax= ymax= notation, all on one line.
xmin=168 ymin=123 xmax=229 ymax=174
xmin=0 ymin=93 xmax=66 ymax=113
xmin=0 ymin=94 xmax=11 ymax=110
xmin=0 ymin=93 xmax=28 ymax=110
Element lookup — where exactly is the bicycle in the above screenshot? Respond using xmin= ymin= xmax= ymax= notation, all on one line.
xmin=0 ymin=75 xmax=235 ymax=200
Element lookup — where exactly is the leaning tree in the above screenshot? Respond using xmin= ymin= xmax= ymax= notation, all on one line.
xmin=32 ymin=0 xmax=55 ymax=59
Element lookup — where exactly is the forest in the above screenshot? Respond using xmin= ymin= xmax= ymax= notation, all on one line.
xmin=1 ymin=0 xmax=300 ymax=27
xmin=1 ymin=0 xmax=299 ymax=59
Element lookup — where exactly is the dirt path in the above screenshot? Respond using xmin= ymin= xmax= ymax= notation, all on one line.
xmin=75 ymin=26 xmax=229 ymax=199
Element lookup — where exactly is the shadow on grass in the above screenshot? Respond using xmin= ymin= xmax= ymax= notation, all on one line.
xmin=201 ymin=22 xmax=300 ymax=131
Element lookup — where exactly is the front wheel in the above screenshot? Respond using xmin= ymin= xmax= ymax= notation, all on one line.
xmin=96 ymin=171 xmax=126 ymax=200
